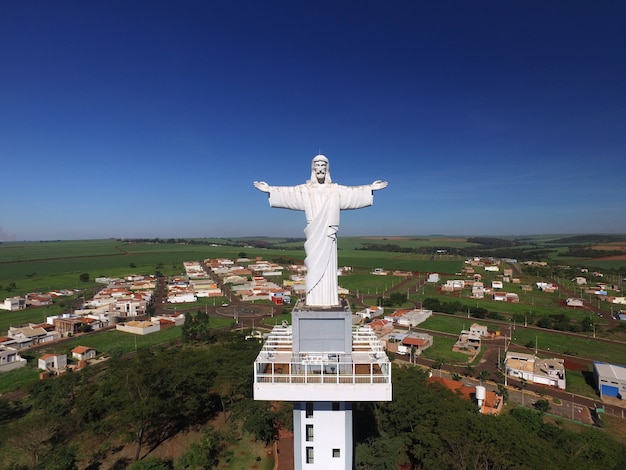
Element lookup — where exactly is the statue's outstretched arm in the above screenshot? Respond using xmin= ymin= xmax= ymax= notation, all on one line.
xmin=370 ymin=180 xmax=388 ymax=191
xmin=254 ymin=181 xmax=270 ymax=193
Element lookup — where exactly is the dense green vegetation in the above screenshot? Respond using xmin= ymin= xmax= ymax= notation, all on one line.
xmin=355 ymin=366 xmax=626 ymax=469
xmin=0 ymin=333 xmax=283 ymax=469
xmin=3 ymin=334 xmax=625 ymax=469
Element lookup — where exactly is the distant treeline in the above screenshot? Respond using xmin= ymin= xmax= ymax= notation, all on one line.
xmin=119 ymin=237 xmax=305 ymax=249
xmin=558 ymin=245 xmax=625 ymax=258
xmin=547 ymin=234 xmax=626 ymax=244
xmin=357 ymin=238 xmax=555 ymax=261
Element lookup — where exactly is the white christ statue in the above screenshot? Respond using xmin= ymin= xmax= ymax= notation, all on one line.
xmin=254 ymin=154 xmax=387 ymax=307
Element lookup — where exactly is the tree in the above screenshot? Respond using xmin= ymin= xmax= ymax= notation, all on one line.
xmin=242 ymin=402 xmax=278 ymax=445
xmin=509 ymin=407 xmax=542 ymax=432
xmin=422 ymin=297 xmax=441 ymax=311
xmin=182 ymin=310 xmax=214 ymax=343
xmin=79 ymin=272 xmax=90 ymax=282
xmin=8 ymin=412 xmax=57 ymax=469
xmin=389 ymin=292 xmax=407 ymax=306
xmin=534 ymin=398 xmax=551 ymax=414
xmin=581 ymin=316 xmax=594 ymax=332
xmin=103 ymin=347 xmax=218 ymax=461
xmin=128 ymin=458 xmax=173 ymax=470
xmin=175 ymin=426 xmax=222 ymax=469
xmin=497 ymin=383 xmax=509 ymax=402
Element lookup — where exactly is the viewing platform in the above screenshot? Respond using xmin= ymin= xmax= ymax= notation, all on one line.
xmin=253 ymin=324 xmax=392 ymax=401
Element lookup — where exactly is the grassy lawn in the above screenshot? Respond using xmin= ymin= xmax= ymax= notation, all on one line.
xmin=419 ymin=336 xmax=471 ymax=365
xmin=0 ymin=303 xmax=72 ymax=334
xmin=221 ymin=433 xmax=274 ymax=470
xmin=565 ymin=368 xmax=597 ymax=398
xmin=0 ymin=365 xmax=40 ymax=394
xmin=419 ymin=314 xmax=480 ymax=335
xmin=418 ymin=314 xmax=626 ymax=366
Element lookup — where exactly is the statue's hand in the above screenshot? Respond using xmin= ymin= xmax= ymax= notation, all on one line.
xmin=254 ymin=181 xmax=270 ymax=192
xmin=371 ymin=180 xmax=388 ymax=191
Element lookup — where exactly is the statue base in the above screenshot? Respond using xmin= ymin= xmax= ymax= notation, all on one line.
xmin=291 ymin=303 xmax=353 ymax=355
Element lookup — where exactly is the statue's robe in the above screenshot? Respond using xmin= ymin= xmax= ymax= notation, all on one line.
xmin=266 ymin=182 xmax=373 ymax=307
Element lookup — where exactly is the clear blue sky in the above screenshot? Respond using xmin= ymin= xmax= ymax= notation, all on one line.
xmin=1 ymin=1 xmax=625 ymax=241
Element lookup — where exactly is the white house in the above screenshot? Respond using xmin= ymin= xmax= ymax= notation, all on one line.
xmin=356 ymin=306 xmax=384 ymax=320
xmin=469 ymin=323 xmax=489 ymax=337
xmin=566 ymin=298 xmax=584 ymax=307
xmin=71 ymin=346 xmax=97 ymax=361
xmin=38 ymin=353 xmax=67 ymax=371
xmin=385 ymin=309 xmax=432 ymax=327
xmin=167 ymin=292 xmax=197 ymax=303
xmin=471 ymin=282 xmax=485 ymax=299
xmin=0 ymin=296 xmax=26 ymax=311
xmin=116 ymin=321 xmax=160 ymax=335
xmin=505 ymin=352 xmax=566 ymax=390
xmin=0 ymin=346 xmax=27 ymax=372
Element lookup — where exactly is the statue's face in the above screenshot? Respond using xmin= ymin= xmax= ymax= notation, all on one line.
xmin=313 ymin=160 xmax=328 ymax=183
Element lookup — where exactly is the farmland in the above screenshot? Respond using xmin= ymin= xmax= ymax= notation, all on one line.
xmin=1 ymin=236 xmax=625 ymax=367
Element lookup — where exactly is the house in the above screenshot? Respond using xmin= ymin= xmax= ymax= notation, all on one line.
xmin=505 ymin=352 xmax=566 ymax=390
xmin=400 ymin=332 xmax=433 ymax=354
xmin=594 ymin=362 xmax=626 ymax=400
xmin=392 ymin=270 xmax=412 ymax=277
xmin=0 ymin=346 xmax=27 ymax=372
xmin=427 ymin=376 xmax=503 ymax=415
xmin=493 ymin=291 xmax=519 ymax=302
xmin=536 ymin=282 xmax=558 ymax=293
xmin=0 ymin=296 xmax=26 ymax=311
xmin=116 ymin=320 xmax=160 ymax=335
xmin=8 ymin=326 xmax=55 ymax=346
xmin=469 ymin=323 xmax=489 ymax=337
xmin=38 ymin=353 xmax=67 ymax=371
xmin=384 ymin=308 xmax=432 ymax=327
xmin=442 ymin=280 xmax=465 ymax=291
xmin=368 ymin=319 xmax=394 ymax=335
xmin=493 ymin=292 xmax=507 ymax=302
xmin=572 ymin=277 xmax=587 ymax=285
xmin=453 ymin=329 xmax=481 ymax=355
xmin=53 ymin=316 xmax=86 ymax=336
xmin=566 ymin=298 xmax=584 ymax=308
xmin=71 ymin=346 xmax=97 ymax=361
xmin=427 ymin=273 xmax=440 ymax=283
xmin=471 ymin=282 xmax=484 ymax=299
xmin=26 ymin=293 xmax=52 ymax=307
xmin=356 ymin=306 xmax=384 ymax=320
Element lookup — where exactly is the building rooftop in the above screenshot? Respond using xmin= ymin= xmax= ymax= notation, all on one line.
xmin=253 ymin=324 xmax=392 ymax=402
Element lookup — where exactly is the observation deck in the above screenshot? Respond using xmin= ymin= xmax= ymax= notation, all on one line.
xmin=253 ymin=324 xmax=392 ymax=402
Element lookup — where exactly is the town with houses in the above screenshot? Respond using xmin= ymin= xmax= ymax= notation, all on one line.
xmin=1 ymin=256 xmax=625 ymax=415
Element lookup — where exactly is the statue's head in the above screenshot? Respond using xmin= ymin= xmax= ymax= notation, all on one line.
xmin=311 ymin=154 xmax=332 ymax=184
